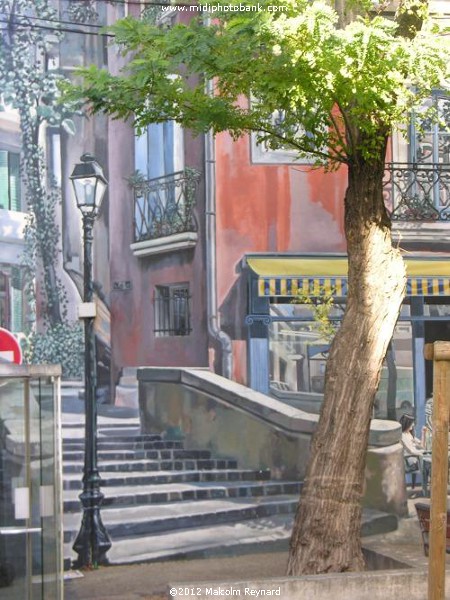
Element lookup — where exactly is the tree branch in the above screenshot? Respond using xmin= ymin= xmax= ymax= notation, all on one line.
xmin=395 ymin=0 xmax=429 ymax=39
xmin=256 ymin=125 xmax=349 ymax=165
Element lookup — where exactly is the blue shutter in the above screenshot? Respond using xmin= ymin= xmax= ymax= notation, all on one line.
xmin=163 ymin=121 xmax=174 ymax=175
xmin=9 ymin=153 xmax=21 ymax=211
xmin=11 ymin=267 xmax=23 ymax=333
xmin=0 ymin=151 xmax=8 ymax=209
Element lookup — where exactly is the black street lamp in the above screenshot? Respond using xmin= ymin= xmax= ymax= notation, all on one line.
xmin=70 ymin=153 xmax=111 ymax=567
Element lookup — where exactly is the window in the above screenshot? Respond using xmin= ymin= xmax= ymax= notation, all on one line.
xmin=0 ymin=271 xmax=10 ymax=329
xmin=0 ymin=266 xmax=25 ymax=333
xmin=135 ymin=121 xmax=184 ymax=180
xmin=0 ymin=150 xmax=21 ymax=211
xmin=251 ymin=109 xmax=316 ymax=165
xmin=134 ymin=121 xmax=185 ymax=240
xmin=154 ymin=284 xmax=191 ymax=337
xmin=392 ymin=94 xmax=450 ymax=216
xmin=410 ymin=94 xmax=450 ymax=165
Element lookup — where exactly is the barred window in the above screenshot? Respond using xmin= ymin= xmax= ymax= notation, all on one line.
xmin=154 ymin=284 xmax=191 ymax=337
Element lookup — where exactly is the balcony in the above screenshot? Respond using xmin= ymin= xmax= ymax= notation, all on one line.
xmin=384 ymin=163 xmax=450 ymax=246
xmin=129 ymin=168 xmax=201 ymax=258
xmin=384 ymin=163 xmax=450 ymax=221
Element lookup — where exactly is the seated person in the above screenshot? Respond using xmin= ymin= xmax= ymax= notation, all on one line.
xmin=399 ymin=413 xmax=424 ymax=472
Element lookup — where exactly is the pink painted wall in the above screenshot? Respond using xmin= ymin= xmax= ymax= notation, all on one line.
xmin=108 ymin=119 xmax=208 ymax=390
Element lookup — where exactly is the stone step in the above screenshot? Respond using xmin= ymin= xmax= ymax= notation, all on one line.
xmin=63 ymin=480 xmax=303 ymax=512
xmin=63 ymin=434 xmax=162 ymax=444
xmin=62 ymin=439 xmax=185 ymax=452
xmin=63 ymin=468 xmax=271 ymax=491
xmin=63 ymin=495 xmax=298 ymax=541
xmin=122 ymin=367 xmax=138 ymax=378
xmin=61 ymin=427 xmax=141 ymax=440
xmin=62 ymin=421 xmax=140 ymax=430
xmin=63 ymin=444 xmax=184 ymax=461
xmin=63 ymin=448 xmax=212 ymax=462
xmin=63 ymin=509 xmax=397 ymax=566
xmin=63 ymin=458 xmax=238 ymax=474
xmin=117 ymin=375 xmax=138 ymax=387
xmin=62 ymin=416 xmax=140 ymax=431
xmin=63 ymin=513 xmax=293 ymax=567
xmin=62 ymin=417 xmax=140 ymax=428
xmin=115 ymin=368 xmax=138 ymax=409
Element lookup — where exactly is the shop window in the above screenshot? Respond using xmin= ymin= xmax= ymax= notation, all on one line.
xmin=0 ymin=150 xmax=21 ymax=211
xmin=268 ymin=302 xmax=413 ymax=421
xmin=269 ymin=314 xmax=332 ymax=394
xmin=154 ymin=284 xmax=191 ymax=337
xmin=374 ymin=322 xmax=414 ymax=421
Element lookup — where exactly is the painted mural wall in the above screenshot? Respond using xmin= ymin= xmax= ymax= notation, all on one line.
xmin=214 ymin=129 xmax=348 ymax=384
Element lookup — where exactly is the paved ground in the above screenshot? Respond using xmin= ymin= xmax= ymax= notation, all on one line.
xmin=64 ymin=497 xmax=440 ymax=600
xmin=64 ymin=551 xmax=289 ymax=600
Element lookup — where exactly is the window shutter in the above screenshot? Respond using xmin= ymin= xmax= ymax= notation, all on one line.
xmin=0 ymin=151 xmax=8 ymax=210
xmin=10 ymin=267 xmax=23 ymax=333
xmin=9 ymin=153 xmax=21 ymax=211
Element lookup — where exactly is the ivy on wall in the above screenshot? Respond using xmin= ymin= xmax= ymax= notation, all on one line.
xmin=0 ymin=0 xmax=83 ymax=377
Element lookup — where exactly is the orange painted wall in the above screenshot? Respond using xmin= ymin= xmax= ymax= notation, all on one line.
xmin=215 ymin=131 xmax=348 ymax=307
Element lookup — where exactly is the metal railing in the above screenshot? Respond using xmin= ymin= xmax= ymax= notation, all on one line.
xmin=384 ymin=163 xmax=450 ymax=221
xmin=131 ymin=168 xmax=201 ymax=242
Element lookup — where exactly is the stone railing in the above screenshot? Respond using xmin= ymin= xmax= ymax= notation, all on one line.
xmin=137 ymin=367 xmax=407 ymax=516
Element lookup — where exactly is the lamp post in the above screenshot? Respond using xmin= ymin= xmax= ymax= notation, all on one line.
xmin=70 ymin=153 xmax=111 ymax=567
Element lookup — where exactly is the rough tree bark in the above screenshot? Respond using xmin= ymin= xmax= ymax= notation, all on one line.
xmin=287 ymin=143 xmax=407 ymax=574
xmin=286 ymin=0 xmax=429 ymax=575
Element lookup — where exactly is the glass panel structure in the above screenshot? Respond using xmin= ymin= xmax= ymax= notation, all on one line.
xmin=374 ymin=322 xmax=414 ymax=421
xmin=268 ymin=303 xmax=414 ymax=420
xmin=0 ymin=365 xmax=62 ymax=600
xmin=268 ymin=303 xmax=341 ymax=393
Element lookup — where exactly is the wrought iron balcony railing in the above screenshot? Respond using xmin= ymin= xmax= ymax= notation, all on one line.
xmin=130 ymin=168 xmax=201 ymax=243
xmin=384 ymin=162 xmax=450 ymax=221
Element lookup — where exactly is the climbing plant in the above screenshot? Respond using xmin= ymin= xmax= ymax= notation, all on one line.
xmin=0 ymin=0 xmax=82 ymax=376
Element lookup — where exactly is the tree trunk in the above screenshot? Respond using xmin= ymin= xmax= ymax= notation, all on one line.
xmin=286 ymin=150 xmax=406 ymax=575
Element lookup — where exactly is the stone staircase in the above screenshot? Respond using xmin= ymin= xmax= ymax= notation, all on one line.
xmin=114 ymin=367 xmax=138 ymax=410
xmin=62 ymin=419 xmax=303 ymax=566
xmin=62 ymin=399 xmax=399 ymax=567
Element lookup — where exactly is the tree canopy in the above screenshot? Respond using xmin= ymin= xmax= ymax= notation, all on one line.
xmin=64 ymin=0 xmax=450 ymax=168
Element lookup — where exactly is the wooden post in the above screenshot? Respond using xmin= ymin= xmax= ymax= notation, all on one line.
xmin=424 ymin=341 xmax=450 ymax=600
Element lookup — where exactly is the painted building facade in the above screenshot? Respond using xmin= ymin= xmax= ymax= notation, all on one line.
xmin=112 ymin=0 xmax=446 ymax=442
xmin=0 ymin=1 xmax=209 ymax=397
xmin=106 ymin=1 xmax=450 ymax=440
xmin=2 ymin=1 xmax=450 ymax=439
xmin=0 ymin=106 xmax=27 ymax=341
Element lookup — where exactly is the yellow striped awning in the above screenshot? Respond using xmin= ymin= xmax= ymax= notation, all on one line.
xmin=247 ymin=256 xmax=450 ymax=298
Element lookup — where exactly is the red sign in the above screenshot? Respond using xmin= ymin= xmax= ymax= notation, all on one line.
xmin=0 ymin=328 xmax=23 ymax=365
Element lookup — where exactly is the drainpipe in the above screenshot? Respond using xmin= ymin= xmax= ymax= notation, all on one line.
xmin=204 ymin=81 xmax=233 ymax=378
